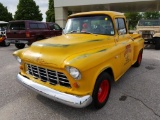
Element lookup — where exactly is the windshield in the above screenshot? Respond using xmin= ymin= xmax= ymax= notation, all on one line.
xmin=64 ymin=15 xmax=114 ymax=35
xmin=138 ymin=20 xmax=160 ymax=26
xmin=0 ymin=23 xmax=8 ymax=31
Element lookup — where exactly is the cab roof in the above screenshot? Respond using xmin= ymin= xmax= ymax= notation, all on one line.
xmin=69 ymin=11 xmax=124 ymax=19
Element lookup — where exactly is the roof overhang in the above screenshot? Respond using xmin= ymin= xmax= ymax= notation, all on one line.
xmin=55 ymin=1 xmax=160 ymax=13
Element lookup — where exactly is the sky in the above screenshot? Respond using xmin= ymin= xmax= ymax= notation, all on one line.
xmin=0 ymin=0 xmax=48 ymax=21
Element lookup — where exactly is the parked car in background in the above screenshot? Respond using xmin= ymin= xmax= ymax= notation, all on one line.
xmin=47 ymin=22 xmax=63 ymax=36
xmin=14 ymin=11 xmax=144 ymax=109
xmin=6 ymin=20 xmax=62 ymax=49
xmin=135 ymin=19 xmax=160 ymax=49
xmin=0 ymin=21 xmax=10 ymax=47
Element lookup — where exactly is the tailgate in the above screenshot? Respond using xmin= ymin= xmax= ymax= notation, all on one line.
xmin=6 ymin=21 xmax=26 ymax=39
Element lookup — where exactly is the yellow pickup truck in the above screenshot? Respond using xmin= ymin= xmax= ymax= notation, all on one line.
xmin=13 ymin=11 xmax=144 ymax=109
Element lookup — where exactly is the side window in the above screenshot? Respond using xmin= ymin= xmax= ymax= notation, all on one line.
xmin=115 ymin=19 xmax=119 ymax=30
xmin=115 ymin=18 xmax=127 ymax=34
xmin=30 ymin=23 xmax=38 ymax=29
xmin=9 ymin=22 xmax=25 ymax=30
xmin=53 ymin=24 xmax=61 ymax=30
xmin=48 ymin=23 xmax=61 ymax=30
xmin=49 ymin=23 xmax=54 ymax=30
xmin=38 ymin=23 xmax=46 ymax=29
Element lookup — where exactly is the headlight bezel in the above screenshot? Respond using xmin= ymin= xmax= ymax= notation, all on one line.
xmin=66 ymin=66 xmax=81 ymax=80
xmin=14 ymin=56 xmax=22 ymax=64
xmin=150 ymin=31 xmax=155 ymax=35
xmin=138 ymin=31 xmax=142 ymax=34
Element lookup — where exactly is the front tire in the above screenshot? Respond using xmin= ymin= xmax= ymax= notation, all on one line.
xmin=92 ymin=72 xmax=111 ymax=109
xmin=15 ymin=43 xmax=25 ymax=49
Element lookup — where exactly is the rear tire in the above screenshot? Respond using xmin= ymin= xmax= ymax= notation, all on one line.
xmin=92 ymin=72 xmax=111 ymax=109
xmin=155 ymin=38 xmax=160 ymax=50
xmin=15 ymin=43 xmax=25 ymax=49
xmin=133 ymin=50 xmax=143 ymax=67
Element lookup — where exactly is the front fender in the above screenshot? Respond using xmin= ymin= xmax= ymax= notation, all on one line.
xmin=153 ymin=33 xmax=160 ymax=38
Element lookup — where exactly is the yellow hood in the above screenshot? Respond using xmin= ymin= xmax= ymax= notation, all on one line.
xmin=21 ymin=34 xmax=114 ymax=68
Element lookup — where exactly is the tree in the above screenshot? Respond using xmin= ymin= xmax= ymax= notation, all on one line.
xmin=46 ymin=0 xmax=55 ymax=22
xmin=125 ymin=12 xmax=142 ymax=30
xmin=0 ymin=3 xmax=13 ymax=21
xmin=14 ymin=0 xmax=42 ymax=21
xmin=143 ymin=11 xmax=160 ymax=19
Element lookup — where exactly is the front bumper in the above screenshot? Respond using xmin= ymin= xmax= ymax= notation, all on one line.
xmin=17 ymin=73 xmax=92 ymax=108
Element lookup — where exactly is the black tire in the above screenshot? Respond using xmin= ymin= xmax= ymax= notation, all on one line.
xmin=155 ymin=38 xmax=160 ymax=50
xmin=133 ymin=50 xmax=143 ymax=67
xmin=1 ymin=40 xmax=10 ymax=47
xmin=15 ymin=43 xmax=25 ymax=49
xmin=92 ymin=72 xmax=112 ymax=109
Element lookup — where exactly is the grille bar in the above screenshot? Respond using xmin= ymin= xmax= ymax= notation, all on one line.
xmin=26 ymin=64 xmax=71 ymax=88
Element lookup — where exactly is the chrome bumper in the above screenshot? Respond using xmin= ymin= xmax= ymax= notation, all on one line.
xmin=17 ymin=73 xmax=92 ymax=108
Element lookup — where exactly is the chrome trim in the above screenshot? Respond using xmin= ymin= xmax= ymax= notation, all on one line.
xmin=27 ymin=64 xmax=71 ymax=87
xmin=17 ymin=73 xmax=92 ymax=108
xmin=55 ymin=71 xmax=59 ymax=84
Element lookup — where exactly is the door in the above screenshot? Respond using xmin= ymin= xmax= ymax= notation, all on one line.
xmin=114 ymin=18 xmax=134 ymax=75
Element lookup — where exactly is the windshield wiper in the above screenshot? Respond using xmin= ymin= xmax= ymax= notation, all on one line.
xmin=68 ymin=30 xmax=78 ymax=33
xmin=81 ymin=31 xmax=96 ymax=35
xmin=66 ymin=31 xmax=97 ymax=35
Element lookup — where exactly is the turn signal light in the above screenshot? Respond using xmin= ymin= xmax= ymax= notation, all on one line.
xmin=19 ymin=65 xmax=23 ymax=70
xmin=73 ymin=82 xmax=79 ymax=88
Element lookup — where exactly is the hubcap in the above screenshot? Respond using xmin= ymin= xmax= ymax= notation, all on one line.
xmin=98 ymin=80 xmax=109 ymax=103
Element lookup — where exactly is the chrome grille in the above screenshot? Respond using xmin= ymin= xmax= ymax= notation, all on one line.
xmin=142 ymin=31 xmax=150 ymax=34
xmin=26 ymin=64 xmax=71 ymax=87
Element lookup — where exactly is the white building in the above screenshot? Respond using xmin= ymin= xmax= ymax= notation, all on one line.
xmin=54 ymin=0 xmax=160 ymax=27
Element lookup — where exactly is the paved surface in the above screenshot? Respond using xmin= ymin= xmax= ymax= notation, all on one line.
xmin=0 ymin=44 xmax=160 ymax=120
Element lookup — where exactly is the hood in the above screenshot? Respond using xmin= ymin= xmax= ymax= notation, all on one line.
xmin=137 ymin=26 xmax=160 ymax=32
xmin=21 ymin=34 xmax=114 ymax=68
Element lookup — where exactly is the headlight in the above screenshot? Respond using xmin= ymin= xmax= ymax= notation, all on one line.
xmin=14 ymin=56 xmax=22 ymax=64
xmin=150 ymin=31 xmax=155 ymax=35
xmin=138 ymin=31 xmax=142 ymax=34
xmin=66 ymin=66 xmax=81 ymax=80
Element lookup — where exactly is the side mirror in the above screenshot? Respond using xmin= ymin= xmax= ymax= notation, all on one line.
xmin=118 ymin=29 xmax=126 ymax=35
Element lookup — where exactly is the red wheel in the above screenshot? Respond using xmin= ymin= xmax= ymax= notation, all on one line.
xmin=98 ymin=80 xmax=109 ymax=103
xmin=92 ymin=72 xmax=112 ymax=109
xmin=133 ymin=50 xmax=143 ymax=67
xmin=138 ymin=52 xmax=142 ymax=64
